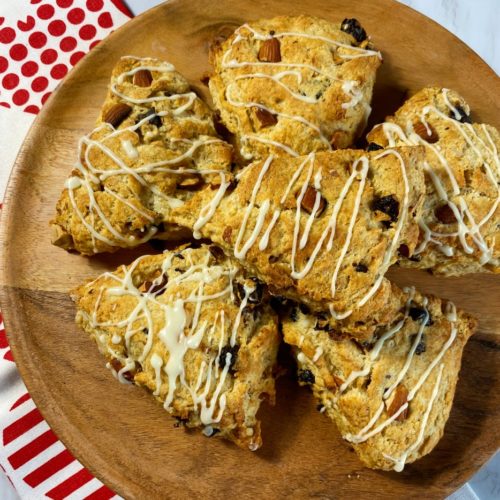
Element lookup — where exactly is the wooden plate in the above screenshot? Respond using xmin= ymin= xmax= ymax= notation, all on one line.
xmin=1 ymin=0 xmax=499 ymax=498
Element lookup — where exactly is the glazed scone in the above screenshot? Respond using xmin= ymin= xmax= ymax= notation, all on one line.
xmin=51 ymin=56 xmax=233 ymax=255
xmin=282 ymin=287 xmax=476 ymax=470
xmin=171 ymin=148 xmax=426 ymax=339
xmin=367 ymin=86 xmax=500 ymax=275
xmin=72 ymin=245 xmax=279 ymax=450
xmin=209 ymin=16 xmax=382 ymax=162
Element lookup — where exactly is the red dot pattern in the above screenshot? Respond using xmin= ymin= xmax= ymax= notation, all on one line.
xmin=50 ymin=63 xmax=68 ymax=79
xmin=79 ymin=24 xmax=96 ymax=41
xmin=59 ymin=36 xmax=76 ymax=52
xmin=0 ymin=57 xmax=8 ymax=73
xmin=21 ymin=61 xmax=38 ymax=77
xmin=28 ymin=31 xmax=47 ymax=49
xmin=37 ymin=5 xmax=55 ymax=20
xmin=0 ymin=28 xmax=16 ymax=44
xmin=87 ymin=0 xmax=104 ymax=12
xmin=13 ymin=89 xmax=29 ymax=106
xmin=41 ymin=48 xmax=58 ymax=64
xmin=98 ymin=13 xmax=113 ymax=29
xmin=32 ymin=76 xmax=49 ymax=92
xmin=10 ymin=44 xmax=28 ymax=61
xmin=2 ymin=73 xmax=19 ymax=90
xmin=0 ymin=1 xmax=130 ymax=115
xmin=68 ymin=8 xmax=85 ymax=25
xmin=48 ymin=20 xmax=66 ymax=36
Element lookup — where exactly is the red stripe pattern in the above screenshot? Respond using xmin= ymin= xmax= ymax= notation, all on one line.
xmin=46 ymin=468 xmax=94 ymax=499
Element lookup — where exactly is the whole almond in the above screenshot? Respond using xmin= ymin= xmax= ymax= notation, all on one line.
xmin=435 ymin=204 xmax=456 ymax=224
xmin=104 ymin=103 xmax=132 ymax=127
xmin=387 ymin=385 xmax=409 ymax=421
xmin=300 ymin=186 xmax=327 ymax=216
xmin=254 ymin=107 xmax=277 ymax=128
xmin=414 ymin=121 xmax=439 ymax=143
xmin=133 ymin=69 xmax=153 ymax=87
xmin=258 ymin=38 xmax=281 ymax=62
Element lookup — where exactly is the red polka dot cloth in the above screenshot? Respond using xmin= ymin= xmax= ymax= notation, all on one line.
xmin=0 ymin=2 xmax=132 ymax=498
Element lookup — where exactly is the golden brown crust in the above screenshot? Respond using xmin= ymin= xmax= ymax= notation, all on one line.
xmin=209 ymin=15 xmax=381 ymax=162
xmin=171 ymin=147 xmax=425 ymax=338
xmin=51 ymin=57 xmax=233 ymax=255
xmin=282 ymin=287 xmax=476 ymax=470
xmin=367 ymin=86 xmax=500 ymax=275
xmin=72 ymin=245 xmax=279 ymax=450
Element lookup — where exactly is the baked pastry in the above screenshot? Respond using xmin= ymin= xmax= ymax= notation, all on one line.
xmin=209 ymin=16 xmax=382 ymax=162
xmin=282 ymin=287 xmax=476 ymax=470
xmin=367 ymin=86 xmax=500 ymax=275
xmin=51 ymin=56 xmax=233 ymax=255
xmin=171 ymin=147 xmax=426 ymax=339
xmin=72 ymin=244 xmax=280 ymax=450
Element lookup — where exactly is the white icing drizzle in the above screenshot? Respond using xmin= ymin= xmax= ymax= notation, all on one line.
xmin=225 ymin=149 xmax=410 ymax=319
xmin=65 ymin=59 xmax=231 ymax=249
xmin=380 ymin=88 xmax=499 ymax=267
xmin=220 ymin=23 xmax=380 ymax=158
xmin=326 ymin=289 xmax=460 ymax=471
xmin=383 ymin=364 xmax=445 ymax=471
xmin=86 ymin=250 xmax=254 ymax=428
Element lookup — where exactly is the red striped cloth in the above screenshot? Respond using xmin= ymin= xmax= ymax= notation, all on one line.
xmin=0 ymin=2 xmax=133 ymax=498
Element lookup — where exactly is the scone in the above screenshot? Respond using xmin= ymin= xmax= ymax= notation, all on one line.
xmin=209 ymin=16 xmax=382 ymax=162
xmin=367 ymin=86 xmax=500 ymax=275
xmin=171 ymin=147 xmax=426 ymax=339
xmin=72 ymin=244 xmax=279 ymax=450
xmin=282 ymin=287 xmax=476 ymax=470
xmin=51 ymin=56 xmax=233 ymax=255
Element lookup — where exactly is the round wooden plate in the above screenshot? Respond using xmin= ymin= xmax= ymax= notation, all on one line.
xmin=1 ymin=0 xmax=499 ymax=498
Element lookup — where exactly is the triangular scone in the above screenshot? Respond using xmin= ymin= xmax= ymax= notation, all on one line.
xmin=367 ymin=86 xmax=500 ymax=275
xmin=209 ymin=15 xmax=382 ymax=162
xmin=171 ymin=148 xmax=425 ymax=339
xmin=282 ymin=287 xmax=476 ymax=470
xmin=51 ymin=57 xmax=233 ymax=255
xmin=72 ymin=245 xmax=279 ymax=450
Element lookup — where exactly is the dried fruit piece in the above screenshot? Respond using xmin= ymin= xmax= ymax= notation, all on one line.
xmin=340 ymin=18 xmax=367 ymax=43
xmin=219 ymin=345 xmax=239 ymax=371
xmin=208 ymin=245 xmax=225 ymax=261
xmin=136 ymin=108 xmax=162 ymax=127
xmin=398 ymin=244 xmax=410 ymax=258
xmin=133 ymin=69 xmax=153 ymax=87
xmin=410 ymin=334 xmax=426 ymax=355
xmin=300 ymin=186 xmax=327 ymax=216
xmin=298 ymin=369 xmax=315 ymax=384
xmin=354 ymin=263 xmax=368 ymax=273
xmin=387 ymin=385 xmax=409 ymax=421
xmin=452 ymin=105 xmax=472 ymax=124
xmin=330 ymin=130 xmax=348 ymax=149
xmin=103 ymin=103 xmax=132 ymax=128
xmin=254 ymin=107 xmax=277 ymax=128
xmin=333 ymin=375 xmax=345 ymax=387
xmin=413 ymin=121 xmax=439 ymax=143
xmin=409 ymin=307 xmax=428 ymax=323
xmin=371 ymin=195 xmax=399 ymax=226
xmin=435 ymin=204 xmax=456 ymax=224
xmin=258 ymin=37 xmax=281 ymax=62
xmin=110 ymin=358 xmax=135 ymax=381
xmin=367 ymin=142 xmax=383 ymax=151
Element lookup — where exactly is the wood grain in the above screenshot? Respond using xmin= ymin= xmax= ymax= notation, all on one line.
xmin=0 ymin=0 xmax=499 ymax=498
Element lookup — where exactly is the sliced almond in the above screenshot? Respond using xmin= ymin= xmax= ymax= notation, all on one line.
xmin=258 ymin=38 xmax=281 ymax=62
xmin=103 ymin=103 xmax=132 ymax=128
xmin=133 ymin=69 xmax=153 ymax=87
xmin=300 ymin=186 xmax=327 ymax=216
xmin=254 ymin=107 xmax=277 ymax=128
xmin=387 ymin=385 xmax=409 ymax=421
xmin=413 ymin=121 xmax=439 ymax=143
